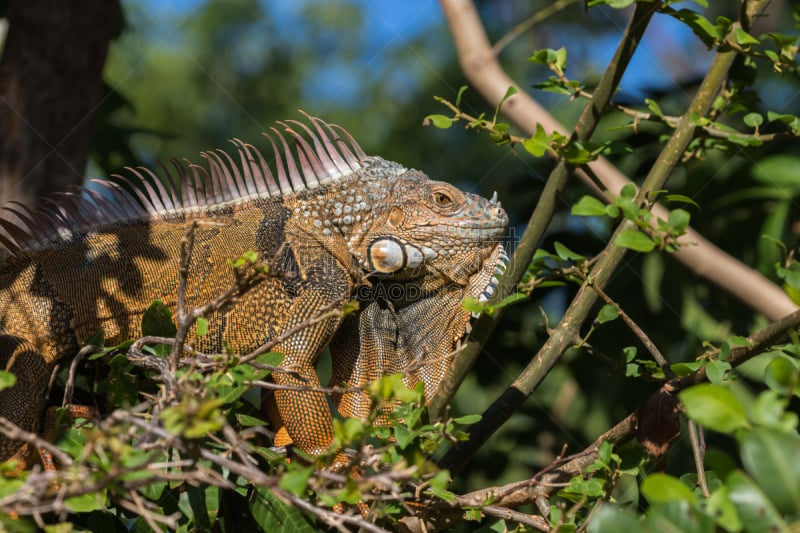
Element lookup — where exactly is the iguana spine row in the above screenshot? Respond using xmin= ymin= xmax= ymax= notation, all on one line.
xmin=0 ymin=113 xmax=508 ymax=463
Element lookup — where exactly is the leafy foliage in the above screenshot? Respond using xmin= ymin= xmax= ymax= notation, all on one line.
xmin=2 ymin=0 xmax=800 ymax=531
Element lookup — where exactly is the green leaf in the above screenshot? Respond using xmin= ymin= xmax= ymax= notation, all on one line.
xmin=705 ymin=359 xmax=731 ymax=385
xmin=453 ymin=414 xmax=481 ymax=425
xmin=643 ymin=501 xmax=715 ymax=533
xmin=667 ymin=209 xmax=691 ymax=233
xmin=641 ymin=473 xmax=697 ymax=504
xmin=596 ymin=304 xmax=619 ymax=324
xmin=726 ymin=470 xmax=788 ymax=532
xmin=195 ymin=317 xmax=208 ymax=337
xmin=734 ymin=28 xmax=760 ymax=47
xmin=644 ymin=98 xmax=664 ymax=118
xmin=620 ymin=183 xmax=637 ymax=200
xmin=495 ymin=86 xmax=518 ymax=116
xmin=0 ymin=371 xmax=15 ymax=392
xmin=522 ymin=123 xmax=550 ymax=157
xmin=615 ymin=230 xmax=655 ymax=253
xmin=678 ymin=384 xmax=749 ymax=434
xmin=554 ymin=241 xmax=585 ymax=261
xmin=455 ymin=85 xmax=468 ymax=107
xmin=587 ymin=504 xmax=642 ymax=533
xmin=664 ymin=194 xmax=701 ymax=209
xmin=706 ymin=486 xmax=742 ymax=532
xmin=250 ymin=487 xmax=316 ymax=532
xmin=64 ymin=491 xmax=106 ymax=512
xmin=425 ymin=114 xmax=453 ymax=129
xmin=739 ymin=428 xmax=800 ymax=514
xmin=278 ymin=466 xmax=314 ymax=497
xmin=668 ymin=9 xmax=724 ymax=48
xmin=141 ymin=299 xmax=177 ymax=339
xmin=587 ymin=0 xmax=636 ymax=8
xmin=764 ymin=355 xmax=800 ymax=394
xmin=571 ymin=195 xmax=608 ymax=216
xmin=743 ymin=112 xmax=763 ymax=128
xmin=237 ymin=413 xmax=269 ymax=427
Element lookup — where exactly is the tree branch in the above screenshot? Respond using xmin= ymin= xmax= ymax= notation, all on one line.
xmin=429 ymin=0 xmax=658 ymax=422
xmin=438 ymin=0 xmax=775 ymax=473
xmin=436 ymin=0 xmax=795 ymax=325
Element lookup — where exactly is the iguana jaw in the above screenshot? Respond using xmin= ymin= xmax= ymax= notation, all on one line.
xmin=469 ymin=242 xmax=509 ymax=307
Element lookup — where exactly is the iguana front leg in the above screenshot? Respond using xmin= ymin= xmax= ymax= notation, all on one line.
xmin=267 ymin=287 xmax=345 ymax=456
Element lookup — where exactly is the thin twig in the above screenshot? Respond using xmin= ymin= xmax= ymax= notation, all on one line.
xmin=492 ymin=0 xmax=582 ymax=55
xmin=687 ymin=420 xmax=709 ymax=497
xmin=0 ymin=416 xmax=72 ymax=467
xmin=63 ymin=344 xmax=101 ymax=407
xmin=579 ymin=271 xmax=675 ymax=379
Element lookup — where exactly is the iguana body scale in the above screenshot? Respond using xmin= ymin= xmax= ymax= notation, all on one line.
xmin=0 ymin=115 xmax=508 ymax=462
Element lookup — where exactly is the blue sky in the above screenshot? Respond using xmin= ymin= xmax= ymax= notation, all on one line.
xmin=128 ymin=0 xmax=714 ymax=105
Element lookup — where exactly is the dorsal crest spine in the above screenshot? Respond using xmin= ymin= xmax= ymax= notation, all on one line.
xmin=0 ymin=113 xmax=368 ymax=259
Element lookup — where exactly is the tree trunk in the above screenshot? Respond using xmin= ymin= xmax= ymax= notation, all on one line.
xmin=0 ymin=0 xmax=121 ymax=209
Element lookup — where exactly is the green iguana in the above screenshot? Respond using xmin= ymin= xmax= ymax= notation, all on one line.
xmin=0 ymin=114 xmax=508 ymax=465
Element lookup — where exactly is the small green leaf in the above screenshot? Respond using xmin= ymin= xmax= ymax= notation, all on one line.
xmin=620 ymin=183 xmax=637 ymax=199
xmin=615 ymin=230 xmax=655 ymax=253
xmin=667 ymin=209 xmax=691 ymax=233
xmin=522 ymin=123 xmax=550 ymax=157
xmin=587 ymin=0 xmax=636 ymax=8
xmin=645 ymin=98 xmax=664 ymax=118
xmin=743 ymin=112 xmax=763 ymax=128
xmin=641 ymin=473 xmax=697 ymax=504
xmin=678 ymin=383 xmax=749 ymax=434
xmin=453 ymin=414 xmax=481 ymax=425
xmin=734 ymin=28 xmax=760 ymax=46
xmin=455 ymin=85 xmax=468 ymax=107
xmin=0 ymin=371 xmax=16 ymax=392
xmin=341 ymin=300 xmax=360 ymax=316
xmin=141 ymin=299 xmax=177 ymax=339
xmin=493 ymin=86 xmax=518 ymax=124
xmin=195 ymin=317 xmax=208 ymax=337
xmin=705 ymin=359 xmax=731 ymax=385
xmin=84 ymin=329 xmax=105 ymax=347
xmin=664 ymin=194 xmax=700 ymax=209
xmin=279 ymin=466 xmax=314 ymax=496
xmin=571 ymin=195 xmax=608 ymax=216
xmin=623 ymin=346 xmax=637 ymax=362
xmin=596 ymin=304 xmax=619 ymax=324
xmin=554 ymin=241 xmax=585 ymax=261
xmin=425 ymin=114 xmax=453 ymax=129
xmin=64 ymin=491 xmax=106 ymax=512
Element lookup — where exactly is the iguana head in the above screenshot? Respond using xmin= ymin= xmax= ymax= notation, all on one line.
xmin=345 ymin=158 xmax=508 ymax=293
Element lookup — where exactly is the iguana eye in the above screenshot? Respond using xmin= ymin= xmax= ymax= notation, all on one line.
xmin=433 ymin=192 xmax=453 ymax=207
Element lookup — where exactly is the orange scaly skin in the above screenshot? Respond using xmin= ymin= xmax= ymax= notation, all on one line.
xmin=0 ymin=115 xmax=508 ymax=465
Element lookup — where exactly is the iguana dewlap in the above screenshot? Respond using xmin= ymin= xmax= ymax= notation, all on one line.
xmin=0 ymin=115 xmax=508 ymax=462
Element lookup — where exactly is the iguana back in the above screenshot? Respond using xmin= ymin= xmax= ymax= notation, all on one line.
xmin=0 ymin=115 xmax=508 ymax=462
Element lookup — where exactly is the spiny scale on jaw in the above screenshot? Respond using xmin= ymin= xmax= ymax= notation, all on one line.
xmin=465 ymin=243 xmax=510 ymax=330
